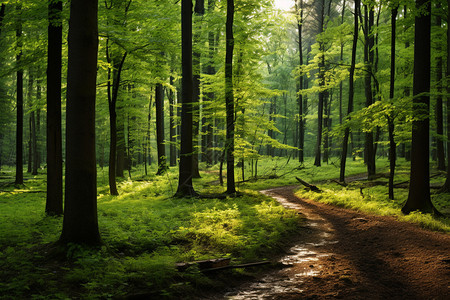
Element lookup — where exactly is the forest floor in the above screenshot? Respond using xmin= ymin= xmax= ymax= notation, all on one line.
xmin=202 ymin=185 xmax=450 ymax=300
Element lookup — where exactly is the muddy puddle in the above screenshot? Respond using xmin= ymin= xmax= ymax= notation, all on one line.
xmin=223 ymin=188 xmax=338 ymax=299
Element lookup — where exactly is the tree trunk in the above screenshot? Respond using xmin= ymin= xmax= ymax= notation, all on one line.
xmin=225 ymin=0 xmax=236 ymax=194
xmin=155 ymin=83 xmax=167 ymax=175
xmin=15 ymin=3 xmax=23 ymax=185
xmin=176 ymin=0 xmax=197 ymax=196
xmin=46 ymin=0 xmax=63 ymax=215
xmin=169 ymin=76 xmax=177 ymax=167
xmin=388 ymin=7 xmax=398 ymax=200
xmin=60 ymin=0 xmax=101 ymax=245
xmin=340 ymin=0 xmax=359 ymax=182
xmin=435 ymin=3 xmax=445 ymax=171
xmin=314 ymin=0 xmax=325 ymax=167
xmin=402 ymin=0 xmax=438 ymax=215
xmin=363 ymin=4 xmax=376 ymax=179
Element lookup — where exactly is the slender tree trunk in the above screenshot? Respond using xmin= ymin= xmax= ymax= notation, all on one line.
xmin=15 ymin=3 xmax=23 ymax=185
xmin=46 ymin=0 xmax=63 ymax=215
xmin=60 ymin=0 xmax=101 ymax=245
xmin=176 ymin=0 xmax=197 ymax=196
xmin=27 ymin=71 xmax=34 ymax=174
xmin=339 ymin=0 xmax=346 ymax=127
xmin=155 ymin=83 xmax=167 ymax=175
xmin=106 ymin=43 xmax=126 ymax=195
xmin=340 ymin=0 xmax=359 ymax=182
xmin=169 ymin=76 xmax=177 ymax=167
xmin=435 ymin=3 xmax=445 ymax=171
xmin=388 ymin=7 xmax=398 ymax=200
xmin=363 ymin=4 xmax=376 ymax=179
xmin=225 ymin=0 xmax=236 ymax=194
xmin=314 ymin=0 xmax=325 ymax=167
xmin=402 ymin=0 xmax=438 ymax=215
xmin=296 ymin=0 xmax=304 ymax=163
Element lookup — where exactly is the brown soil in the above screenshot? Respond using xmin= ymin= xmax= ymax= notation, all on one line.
xmin=210 ymin=185 xmax=450 ymax=300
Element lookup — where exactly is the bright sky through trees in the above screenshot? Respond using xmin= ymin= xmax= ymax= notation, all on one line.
xmin=274 ymin=0 xmax=293 ymax=11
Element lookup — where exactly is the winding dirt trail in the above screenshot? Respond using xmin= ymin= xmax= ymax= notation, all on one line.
xmin=222 ymin=186 xmax=450 ymax=300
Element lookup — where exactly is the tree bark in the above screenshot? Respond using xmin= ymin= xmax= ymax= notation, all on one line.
xmin=296 ymin=0 xmax=304 ymax=163
xmin=402 ymin=0 xmax=438 ymax=215
xmin=176 ymin=0 xmax=197 ymax=196
xmin=155 ymin=83 xmax=167 ymax=175
xmin=340 ymin=0 xmax=359 ymax=182
xmin=46 ymin=0 xmax=63 ymax=215
xmin=363 ymin=4 xmax=376 ymax=179
xmin=225 ymin=0 xmax=236 ymax=194
xmin=314 ymin=0 xmax=326 ymax=167
xmin=169 ymin=76 xmax=177 ymax=167
xmin=15 ymin=3 xmax=23 ymax=186
xmin=388 ymin=7 xmax=398 ymax=200
xmin=60 ymin=0 xmax=101 ymax=245
xmin=434 ymin=3 xmax=445 ymax=171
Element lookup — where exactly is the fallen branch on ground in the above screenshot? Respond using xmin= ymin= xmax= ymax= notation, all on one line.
xmin=295 ymin=177 xmax=321 ymax=192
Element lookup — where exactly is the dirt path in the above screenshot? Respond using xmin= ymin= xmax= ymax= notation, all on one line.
xmin=221 ymin=186 xmax=450 ymax=299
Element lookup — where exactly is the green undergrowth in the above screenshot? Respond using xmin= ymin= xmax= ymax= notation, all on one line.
xmin=1 ymin=157 xmax=449 ymax=298
xmin=0 ymin=163 xmax=301 ymax=299
xmin=294 ymin=159 xmax=450 ymax=233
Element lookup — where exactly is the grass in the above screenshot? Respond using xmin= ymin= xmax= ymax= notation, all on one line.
xmin=1 ymin=156 xmax=449 ymax=299
xmin=0 ymin=163 xmax=301 ymax=299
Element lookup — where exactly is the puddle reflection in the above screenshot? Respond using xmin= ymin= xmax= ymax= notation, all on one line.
xmin=224 ymin=189 xmax=336 ymax=299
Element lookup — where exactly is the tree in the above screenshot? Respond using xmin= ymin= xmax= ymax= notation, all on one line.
xmin=388 ymin=5 xmax=398 ymax=200
xmin=313 ymin=0 xmax=326 ymax=167
xmin=225 ymin=0 xmax=236 ymax=194
xmin=46 ymin=0 xmax=63 ymax=215
xmin=296 ymin=0 xmax=305 ymax=163
xmin=339 ymin=0 xmax=359 ymax=182
xmin=176 ymin=0 xmax=197 ymax=196
xmin=363 ymin=3 xmax=376 ymax=179
xmin=402 ymin=0 xmax=438 ymax=215
xmin=15 ymin=3 xmax=23 ymax=186
xmin=155 ymin=82 xmax=167 ymax=175
xmin=434 ymin=2 xmax=445 ymax=171
xmin=60 ymin=0 xmax=101 ymax=245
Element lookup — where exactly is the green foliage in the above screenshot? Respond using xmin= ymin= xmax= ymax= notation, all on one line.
xmin=0 ymin=164 xmax=301 ymax=298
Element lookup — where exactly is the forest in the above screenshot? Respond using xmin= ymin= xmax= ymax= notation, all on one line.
xmin=0 ymin=0 xmax=449 ymax=299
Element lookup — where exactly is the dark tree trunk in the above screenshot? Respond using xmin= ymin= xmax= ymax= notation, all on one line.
xmin=46 ymin=0 xmax=63 ymax=215
xmin=27 ymin=71 xmax=34 ymax=174
xmin=323 ymin=90 xmax=329 ymax=164
xmin=176 ymin=0 xmax=197 ymax=196
xmin=296 ymin=0 xmax=304 ymax=163
xmin=402 ymin=0 xmax=438 ymax=215
xmin=60 ymin=0 xmax=101 ymax=245
xmin=15 ymin=3 xmax=23 ymax=185
xmin=106 ymin=42 xmax=126 ymax=195
xmin=363 ymin=4 xmax=376 ymax=179
xmin=225 ymin=0 xmax=236 ymax=194
xmin=169 ymin=76 xmax=177 ymax=167
xmin=155 ymin=83 xmax=167 ymax=175
xmin=435 ymin=3 xmax=445 ymax=171
xmin=314 ymin=0 xmax=325 ymax=167
xmin=388 ymin=7 xmax=398 ymax=200
xmin=338 ymin=0 xmax=346 ymax=127
xmin=340 ymin=0 xmax=359 ymax=182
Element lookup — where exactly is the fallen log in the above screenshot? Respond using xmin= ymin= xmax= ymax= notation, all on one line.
xmin=295 ymin=177 xmax=321 ymax=192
